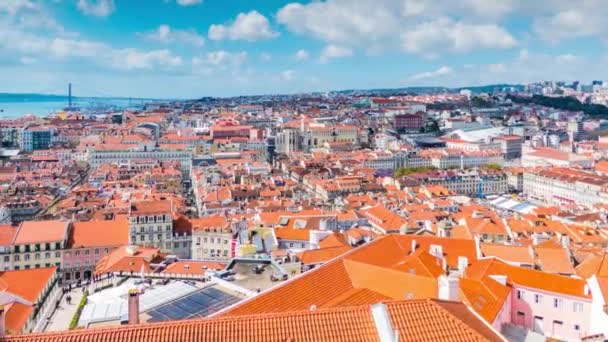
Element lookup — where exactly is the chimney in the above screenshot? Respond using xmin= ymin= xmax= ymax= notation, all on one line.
xmin=0 ymin=305 xmax=5 ymax=337
xmin=128 ymin=289 xmax=140 ymax=324
xmin=370 ymin=303 xmax=399 ymax=342
xmin=438 ymin=275 xmax=460 ymax=301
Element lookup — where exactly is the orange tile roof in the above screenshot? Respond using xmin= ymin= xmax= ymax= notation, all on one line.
xmin=0 ymin=225 xmax=17 ymax=246
xmin=575 ymin=252 xmax=608 ymax=279
xmin=0 ymin=267 xmax=56 ymax=303
xmin=14 ymin=220 xmax=68 ymax=244
xmin=95 ymin=246 xmax=161 ymax=275
xmin=69 ymin=219 xmax=129 ymax=248
xmin=5 ymin=302 xmax=33 ymax=334
xmin=298 ymin=246 xmax=352 ymax=265
xmin=534 ymin=246 xmax=575 ymax=275
xmin=466 ymin=258 xmax=589 ymax=299
xmin=130 ymin=200 xmax=173 ymax=215
xmin=274 ymin=227 xmax=311 ymax=241
xmin=162 ymin=260 xmax=226 ymax=275
xmin=221 ymin=235 xmax=475 ymax=318
xmin=3 ymin=299 xmax=503 ymax=342
xmin=480 ymin=243 xmax=534 ymax=265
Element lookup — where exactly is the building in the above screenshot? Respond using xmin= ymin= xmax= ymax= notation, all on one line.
xmin=275 ymin=128 xmax=299 ymax=154
xmin=10 ymin=220 xmax=69 ymax=271
xmin=62 ymin=218 xmax=129 ymax=283
xmin=394 ymin=113 xmax=424 ymax=132
xmin=0 ymin=267 xmax=61 ymax=335
xmin=88 ymin=149 xmax=192 ymax=174
xmin=20 ymin=127 xmax=54 ymax=152
xmin=128 ymin=200 xmax=174 ymax=253
xmin=405 ymin=169 xmax=509 ymax=197
xmin=493 ymin=135 xmax=523 ymax=160
xmin=2 ymin=298 xmax=505 ymax=341
xmin=191 ymin=216 xmax=235 ymax=261
xmin=523 ymin=168 xmax=608 ymax=209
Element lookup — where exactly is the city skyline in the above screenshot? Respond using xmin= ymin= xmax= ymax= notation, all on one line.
xmin=1 ymin=0 xmax=608 ymax=98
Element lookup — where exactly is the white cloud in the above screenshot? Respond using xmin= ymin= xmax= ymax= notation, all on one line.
xmin=0 ymin=0 xmax=37 ymax=16
xmin=77 ymin=0 xmax=115 ymax=17
xmin=293 ymin=49 xmax=309 ymax=61
xmin=409 ymin=66 xmax=452 ymax=81
xmin=401 ymin=18 xmax=517 ymax=56
xmin=209 ymin=11 xmax=279 ymax=42
xmin=533 ymin=9 xmax=599 ymax=42
xmin=320 ymin=44 xmax=353 ymax=63
xmin=277 ymin=0 xmax=518 ymax=57
xmin=140 ymin=25 xmax=205 ymax=47
xmin=280 ymin=69 xmax=295 ymax=82
xmin=176 ymin=0 xmax=202 ymax=6
xmin=109 ymin=49 xmax=183 ymax=70
xmin=192 ymin=50 xmax=247 ymax=68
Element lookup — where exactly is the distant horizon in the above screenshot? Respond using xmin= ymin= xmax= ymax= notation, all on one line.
xmin=0 ymin=83 xmax=528 ymax=101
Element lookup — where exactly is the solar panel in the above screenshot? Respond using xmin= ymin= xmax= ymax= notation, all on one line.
xmin=145 ymin=286 xmax=241 ymax=322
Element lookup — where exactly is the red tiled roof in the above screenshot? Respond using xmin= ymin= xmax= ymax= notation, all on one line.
xmin=4 ymin=299 xmax=503 ymax=342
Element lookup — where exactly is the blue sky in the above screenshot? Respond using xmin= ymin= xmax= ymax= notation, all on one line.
xmin=0 ymin=0 xmax=607 ymax=98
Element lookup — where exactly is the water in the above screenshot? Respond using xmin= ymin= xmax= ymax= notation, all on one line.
xmin=0 ymin=95 xmax=158 ymax=119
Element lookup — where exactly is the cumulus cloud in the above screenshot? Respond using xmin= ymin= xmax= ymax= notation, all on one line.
xmin=209 ymin=11 xmax=278 ymax=42
xmin=77 ymin=0 xmax=115 ymax=17
xmin=293 ymin=49 xmax=309 ymax=61
xmin=277 ymin=0 xmax=517 ymax=57
xmin=401 ymin=18 xmax=517 ymax=57
xmin=409 ymin=66 xmax=452 ymax=81
xmin=140 ymin=24 xmax=205 ymax=47
xmin=320 ymin=45 xmax=353 ymax=63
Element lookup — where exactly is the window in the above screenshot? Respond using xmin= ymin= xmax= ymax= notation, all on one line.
xmin=24 ymin=245 xmax=30 ymax=252
xmin=2 ymin=256 xmax=8 ymax=262
xmin=289 ymin=243 xmax=294 ymax=248
xmin=55 ymin=242 xmax=61 ymax=249
xmin=140 ymin=235 xmax=145 ymax=241
xmin=75 ymin=251 xmax=80 ymax=256
xmin=554 ymin=298 xmax=563 ymax=309
xmin=94 ymin=249 xmax=99 ymax=255
xmin=24 ymin=254 xmax=30 ymax=261
xmin=45 ymin=252 xmax=50 ymax=259
xmin=55 ymin=251 xmax=60 ymax=258
xmin=574 ymin=324 xmax=580 ymax=331
xmin=573 ymin=302 xmax=583 ymax=313
xmin=534 ymin=294 xmax=542 ymax=304
xmin=35 ymin=253 xmax=40 ymax=260
xmin=84 ymin=250 xmax=90 ymax=256
xmin=45 ymin=243 xmax=50 ymax=250
xmin=517 ymin=290 xmax=524 ymax=300
xmin=14 ymin=246 xmax=20 ymax=253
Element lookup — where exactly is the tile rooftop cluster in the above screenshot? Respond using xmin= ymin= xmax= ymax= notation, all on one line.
xmin=3 ymin=88 xmax=608 ymax=340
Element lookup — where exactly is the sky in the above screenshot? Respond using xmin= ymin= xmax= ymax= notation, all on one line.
xmin=0 ymin=0 xmax=607 ymax=99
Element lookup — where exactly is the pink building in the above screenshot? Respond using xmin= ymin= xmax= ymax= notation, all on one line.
xmin=464 ymin=258 xmax=592 ymax=341
xmin=62 ymin=218 xmax=129 ymax=282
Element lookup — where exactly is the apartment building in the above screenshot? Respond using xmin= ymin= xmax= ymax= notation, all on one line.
xmin=9 ymin=220 xmax=69 ymax=271
xmin=406 ymin=169 xmax=509 ymax=197
xmin=523 ymin=168 xmax=608 ymax=209
xmin=191 ymin=216 xmax=235 ymax=261
xmin=128 ymin=200 xmax=174 ymax=253
xmin=62 ymin=218 xmax=129 ymax=282
xmin=88 ymin=149 xmax=192 ymax=174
